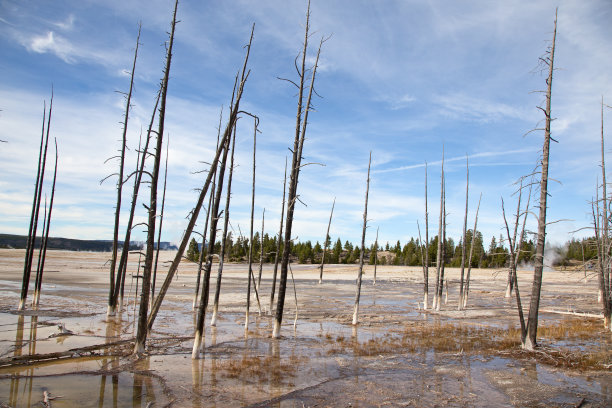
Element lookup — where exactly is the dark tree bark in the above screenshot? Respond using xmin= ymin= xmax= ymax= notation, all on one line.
xmin=32 ymin=140 xmax=58 ymax=306
xmin=20 ymin=91 xmax=52 ymax=311
xmin=257 ymin=208 xmax=265 ymax=292
xmin=211 ymin=127 xmax=237 ymax=326
xmin=423 ymin=162 xmax=429 ymax=309
xmin=134 ymin=0 xmax=179 ymax=354
xmin=107 ymin=24 xmax=140 ymax=317
xmin=462 ymin=193 xmax=481 ymax=309
xmin=373 ymin=226 xmax=379 ymax=285
xmin=524 ymin=9 xmax=557 ymax=350
xmin=458 ymin=156 xmax=469 ymax=308
xmin=434 ymin=151 xmax=444 ymax=311
xmin=352 ymin=152 xmax=372 ymax=325
xmin=148 ymin=23 xmax=254 ymax=332
xmin=273 ymin=0 xmax=324 ymax=338
xmin=112 ymin=90 xmax=161 ymax=314
xmin=192 ymin=116 xmax=232 ymax=359
xmin=193 ymin=117 xmax=221 ymax=309
xmin=151 ymin=134 xmax=169 ymax=303
xmin=270 ymin=157 xmax=287 ymax=313
xmin=318 ymin=197 xmax=335 ymax=284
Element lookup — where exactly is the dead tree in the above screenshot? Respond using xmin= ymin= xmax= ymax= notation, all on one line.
xmin=193 ymin=115 xmax=222 ymax=309
xmin=352 ymin=152 xmax=372 ymax=325
xmin=458 ymin=156 xmax=469 ymax=308
xmin=32 ymin=139 xmax=58 ymax=306
xmin=19 ymin=92 xmax=52 ymax=311
xmin=461 ymin=193 xmax=481 ymax=309
xmin=192 ymin=114 xmax=233 ymax=359
xmin=151 ymin=134 xmax=169 ymax=302
xmin=373 ymin=226 xmax=379 ymax=285
xmin=597 ymin=96 xmax=611 ymax=329
xmin=111 ymin=90 xmax=161 ymax=315
xmin=134 ymin=0 xmax=178 ymax=355
xmin=273 ymin=0 xmax=325 ymax=338
xmin=423 ymin=162 xmax=429 ymax=309
xmin=257 ymin=208 xmax=265 ymax=291
xmin=245 ymin=114 xmax=262 ymax=332
xmin=106 ymin=24 xmax=141 ymax=317
xmin=433 ymin=152 xmax=444 ymax=311
xmin=438 ymin=181 xmax=447 ymax=310
xmin=524 ymin=9 xmax=557 ymax=350
xmin=211 ymin=127 xmax=238 ymax=326
xmin=147 ymin=23 xmax=254 ymax=333
xmin=318 ymin=197 xmax=336 ymax=284
xmin=270 ymin=157 xmax=287 ymax=313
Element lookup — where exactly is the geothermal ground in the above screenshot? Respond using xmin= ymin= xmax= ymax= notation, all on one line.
xmin=0 ymin=248 xmax=610 ymax=407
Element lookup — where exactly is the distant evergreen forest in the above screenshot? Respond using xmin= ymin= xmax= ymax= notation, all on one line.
xmin=185 ymin=231 xmax=597 ymax=269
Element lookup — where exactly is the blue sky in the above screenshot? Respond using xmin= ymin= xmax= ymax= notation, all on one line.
xmin=1 ymin=0 xmax=611 ymax=249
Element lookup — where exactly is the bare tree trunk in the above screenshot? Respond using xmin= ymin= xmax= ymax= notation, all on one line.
xmin=257 ymin=208 xmax=265 ymax=292
xmin=417 ymin=219 xmax=426 ymax=308
xmin=33 ymin=140 xmax=58 ymax=306
xmin=599 ymin=97 xmax=611 ymax=329
xmin=151 ymin=134 xmax=169 ymax=304
xmin=458 ymin=156 xmax=469 ymax=308
xmin=352 ymin=152 xmax=371 ymax=325
xmin=424 ymin=162 xmax=429 ymax=309
xmin=22 ymin=102 xmax=47 ymax=310
xmin=505 ymin=180 xmax=523 ymax=298
xmin=373 ymin=226 xmax=379 ymax=285
xmin=147 ymin=24 xmax=254 ymax=332
xmin=524 ymin=9 xmax=557 ymax=350
xmin=245 ymin=116 xmax=258 ymax=331
xmin=134 ymin=0 xmax=178 ymax=354
xmin=20 ymin=93 xmax=52 ymax=311
xmin=107 ymin=24 xmax=140 ymax=317
xmin=462 ymin=193 xmax=481 ymax=309
xmin=211 ymin=127 xmax=237 ymax=326
xmin=318 ymin=197 xmax=335 ymax=284
xmin=503 ymin=196 xmax=527 ymax=341
xmin=437 ymin=181 xmax=446 ymax=311
xmin=113 ymin=91 xmax=160 ymax=314
xmin=434 ymin=151 xmax=444 ymax=311
xmin=270 ymin=157 xmax=287 ymax=313
xmin=193 ymin=127 xmax=220 ymax=309
xmin=192 ymin=117 xmax=232 ymax=359
xmin=273 ymin=2 xmax=324 ymax=338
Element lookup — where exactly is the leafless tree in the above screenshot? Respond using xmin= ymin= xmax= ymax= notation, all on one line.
xmin=433 ymin=152 xmax=445 ymax=311
xmin=458 ymin=156 xmax=469 ymax=308
xmin=319 ymin=197 xmax=336 ymax=284
xmin=423 ymin=162 xmax=429 ymax=309
xmin=257 ymin=208 xmax=265 ymax=292
xmin=273 ymin=0 xmax=325 ymax=338
xmin=270 ymin=157 xmax=287 ymax=313
xmin=134 ymin=0 xmax=179 ymax=354
xmin=461 ymin=193 xmax=481 ymax=310
xmin=32 ymin=139 xmax=58 ymax=306
xmin=106 ymin=24 xmax=141 ymax=317
xmin=373 ymin=226 xmax=379 ymax=285
xmin=147 ymin=23 xmax=254 ymax=333
xmin=523 ymin=9 xmax=557 ymax=350
xmin=19 ymin=92 xmax=52 ymax=311
xmin=111 ymin=90 xmax=160 ymax=315
xmin=352 ymin=152 xmax=372 ymax=325
xmin=192 ymin=114 xmax=233 ymax=359
xmin=151 ymin=135 xmax=169 ymax=303
xmin=211 ymin=127 xmax=237 ymax=326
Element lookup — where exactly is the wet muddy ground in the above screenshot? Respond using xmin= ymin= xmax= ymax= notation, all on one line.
xmin=0 ymin=248 xmax=610 ymax=407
